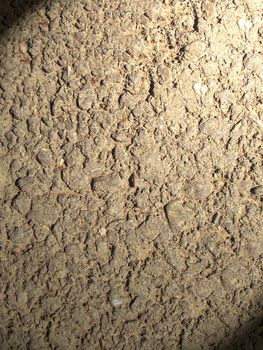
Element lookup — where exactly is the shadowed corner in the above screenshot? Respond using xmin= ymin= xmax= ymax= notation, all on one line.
xmin=218 ymin=313 xmax=263 ymax=350
xmin=0 ymin=0 xmax=43 ymax=36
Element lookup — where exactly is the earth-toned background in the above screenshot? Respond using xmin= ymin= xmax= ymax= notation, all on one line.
xmin=0 ymin=0 xmax=262 ymax=349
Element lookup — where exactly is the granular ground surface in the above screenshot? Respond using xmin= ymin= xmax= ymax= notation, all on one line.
xmin=0 ymin=0 xmax=262 ymax=349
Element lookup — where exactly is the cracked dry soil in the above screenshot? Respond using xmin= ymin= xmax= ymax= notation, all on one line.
xmin=0 ymin=0 xmax=263 ymax=349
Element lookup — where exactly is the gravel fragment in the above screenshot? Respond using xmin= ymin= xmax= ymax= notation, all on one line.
xmin=16 ymin=176 xmax=38 ymax=195
xmin=65 ymin=243 xmax=82 ymax=258
xmin=77 ymin=88 xmax=95 ymax=110
xmin=250 ymin=186 xmax=263 ymax=196
xmin=36 ymin=149 xmax=53 ymax=167
xmin=238 ymin=18 xmax=253 ymax=31
xmin=111 ymin=132 xmax=129 ymax=142
xmin=8 ymin=226 xmax=33 ymax=245
xmin=12 ymin=192 xmax=31 ymax=215
xmin=165 ymin=201 xmax=194 ymax=231
xmin=137 ymin=215 xmax=166 ymax=241
xmin=27 ymin=200 xmax=60 ymax=226
xmin=184 ymin=40 xmax=207 ymax=61
xmin=193 ymin=82 xmax=208 ymax=96
xmin=91 ymin=175 xmax=123 ymax=194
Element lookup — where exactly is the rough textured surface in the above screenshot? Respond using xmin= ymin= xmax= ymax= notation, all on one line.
xmin=0 ymin=0 xmax=263 ymax=349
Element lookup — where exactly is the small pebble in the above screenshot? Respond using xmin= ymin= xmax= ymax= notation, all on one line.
xmin=250 ymin=185 xmax=263 ymax=196
xmin=193 ymin=82 xmax=208 ymax=96
xmin=184 ymin=40 xmax=207 ymax=61
xmin=91 ymin=175 xmax=122 ymax=194
xmin=65 ymin=243 xmax=82 ymax=258
xmin=99 ymin=228 xmax=107 ymax=236
xmin=9 ymin=226 xmax=32 ymax=245
xmin=238 ymin=18 xmax=253 ymax=31
xmin=212 ymin=212 xmax=220 ymax=224
xmin=16 ymin=176 xmax=36 ymax=194
xmin=12 ymin=192 xmax=31 ymax=215
xmin=165 ymin=200 xmax=194 ymax=230
xmin=111 ymin=132 xmax=129 ymax=143
xmin=62 ymin=65 xmax=72 ymax=81
xmin=110 ymin=297 xmax=123 ymax=308
xmin=77 ymin=89 xmax=95 ymax=110
xmin=36 ymin=149 xmax=52 ymax=167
